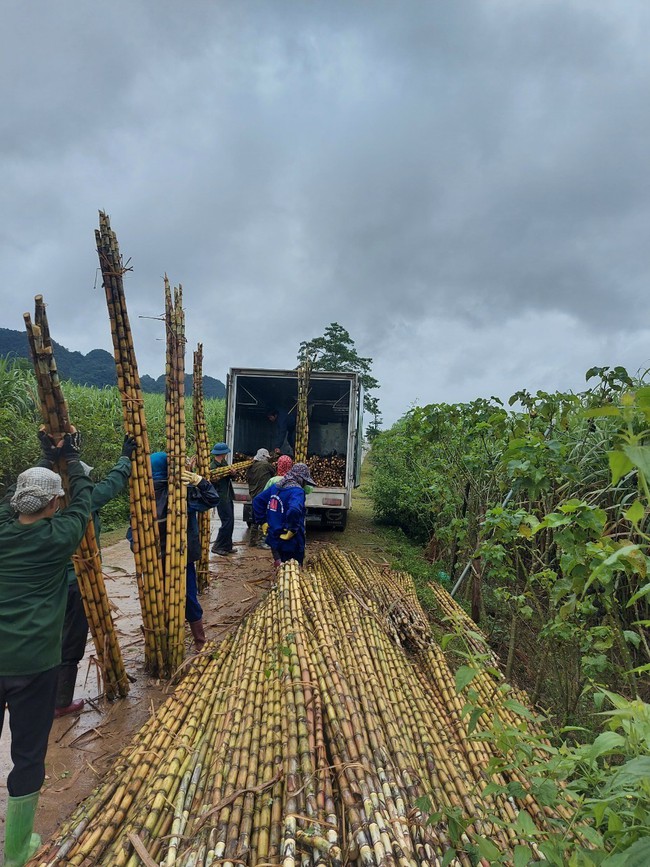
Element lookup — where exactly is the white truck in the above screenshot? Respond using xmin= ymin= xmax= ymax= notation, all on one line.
xmin=225 ymin=367 xmax=363 ymax=530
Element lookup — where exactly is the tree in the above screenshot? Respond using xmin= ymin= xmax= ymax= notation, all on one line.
xmin=365 ymin=395 xmax=383 ymax=441
xmin=297 ymin=322 xmax=380 ymax=418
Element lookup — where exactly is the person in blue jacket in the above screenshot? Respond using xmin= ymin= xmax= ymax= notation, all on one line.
xmin=252 ymin=462 xmax=315 ymax=567
xmin=149 ymin=452 xmax=220 ymax=650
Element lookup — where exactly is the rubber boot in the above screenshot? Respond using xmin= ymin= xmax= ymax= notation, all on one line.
xmin=54 ymin=664 xmax=84 ymax=718
xmin=189 ymin=619 xmax=206 ymax=651
xmin=249 ymin=524 xmax=259 ymax=547
xmin=4 ymin=791 xmax=41 ymax=867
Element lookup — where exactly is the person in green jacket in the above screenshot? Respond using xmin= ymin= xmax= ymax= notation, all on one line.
xmin=246 ymin=448 xmax=274 ymax=547
xmin=40 ymin=435 xmax=135 ymax=717
xmin=0 ymin=430 xmax=92 ymax=867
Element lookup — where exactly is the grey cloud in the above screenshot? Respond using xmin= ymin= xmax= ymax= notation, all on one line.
xmin=2 ymin=1 xmax=650 ymax=426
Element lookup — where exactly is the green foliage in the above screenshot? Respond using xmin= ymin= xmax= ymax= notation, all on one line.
xmin=369 ymin=368 xmax=650 ymax=726
xmin=0 ymin=375 xmax=225 ymax=529
xmin=297 ymin=322 xmax=380 ymax=418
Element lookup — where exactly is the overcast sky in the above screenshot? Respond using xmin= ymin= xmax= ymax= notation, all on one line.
xmin=2 ymin=1 xmax=650 ymax=426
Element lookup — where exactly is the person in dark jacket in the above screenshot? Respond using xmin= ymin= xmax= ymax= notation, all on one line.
xmin=38 ymin=434 xmax=136 ymax=718
xmin=209 ymin=442 xmax=236 ymax=556
xmin=150 ymin=452 xmax=220 ymax=650
xmin=266 ymin=407 xmax=297 ymax=455
xmin=252 ymin=462 xmax=315 ymax=567
xmin=246 ymin=448 xmax=274 ymax=547
xmin=0 ymin=429 xmax=92 ymax=867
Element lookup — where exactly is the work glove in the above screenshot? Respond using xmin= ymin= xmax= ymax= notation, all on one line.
xmin=121 ymin=435 xmax=137 ymax=459
xmin=279 ymin=530 xmax=295 ymax=541
xmin=182 ymin=469 xmax=203 ymax=486
xmin=37 ymin=428 xmax=58 ymax=463
xmin=261 ymin=522 xmax=269 ymax=535
xmin=60 ymin=430 xmax=82 ymax=462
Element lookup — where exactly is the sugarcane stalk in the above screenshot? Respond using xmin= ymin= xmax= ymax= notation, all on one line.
xmin=96 ymin=211 xmax=167 ymax=675
xmin=193 ymin=344 xmax=212 ymax=592
xmin=24 ymin=297 xmax=129 ymax=700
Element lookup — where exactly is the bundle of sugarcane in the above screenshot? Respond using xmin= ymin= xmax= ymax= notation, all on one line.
xmin=209 ymin=459 xmax=253 ymax=483
xmin=307 ymin=454 xmax=346 ymax=487
xmin=294 ymin=362 xmax=311 ymax=463
xmin=24 ymin=296 xmax=128 ymax=700
xmin=32 ymin=547 xmax=580 ymax=867
xmin=164 ymin=278 xmax=188 ymax=673
xmin=426 ymin=576 xmax=502 ymax=666
xmin=96 ymin=212 xmax=167 ymax=675
xmin=193 ymin=343 xmax=211 ymax=592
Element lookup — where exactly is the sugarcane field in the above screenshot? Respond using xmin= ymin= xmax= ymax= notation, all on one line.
xmin=1 ymin=207 xmax=649 ymax=867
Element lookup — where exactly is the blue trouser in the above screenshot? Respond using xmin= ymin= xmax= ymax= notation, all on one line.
xmin=213 ymin=497 xmax=234 ymax=553
xmin=272 ymin=533 xmax=305 ymax=566
xmin=0 ymin=667 xmax=58 ymax=795
xmin=185 ymin=562 xmax=203 ymax=623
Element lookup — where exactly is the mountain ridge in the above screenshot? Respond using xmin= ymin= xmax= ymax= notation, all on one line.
xmin=0 ymin=327 xmax=226 ymax=398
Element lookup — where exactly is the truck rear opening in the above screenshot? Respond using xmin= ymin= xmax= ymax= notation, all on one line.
xmin=226 ymin=369 xmax=362 ymax=530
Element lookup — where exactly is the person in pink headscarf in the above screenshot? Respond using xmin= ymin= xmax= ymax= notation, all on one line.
xmin=264 ymin=455 xmax=293 ymax=490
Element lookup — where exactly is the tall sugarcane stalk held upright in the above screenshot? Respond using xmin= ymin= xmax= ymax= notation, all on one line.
xmin=294 ymin=360 xmax=311 ymax=464
xmin=95 ymin=212 xmax=168 ymax=676
xmin=164 ymin=278 xmax=187 ymax=673
xmin=193 ymin=343 xmax=212 ymax=593
xmin=24 ymin=295 xmax=129 ymax=700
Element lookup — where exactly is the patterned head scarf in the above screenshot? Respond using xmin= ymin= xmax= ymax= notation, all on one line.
xmin=276 ymin=462 xmax=316 ymax=490
xmin=277 ymin=455 xmax=293 ymax=476
xmin=254 ymin=448 xmax=271 ymax=462
xmin=10 ymin=467 xmax=65 ymax=515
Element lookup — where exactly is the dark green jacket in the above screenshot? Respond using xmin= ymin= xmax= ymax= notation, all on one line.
xmin=246 ymin=460 xmax=274 ymax=500
xmin=210 ymin=457 xmax=234 ymax=502
xmin=64 ymin=456 xmax=131 ymax=586
xmin=0 ymin=462 xmax=93 ymax=676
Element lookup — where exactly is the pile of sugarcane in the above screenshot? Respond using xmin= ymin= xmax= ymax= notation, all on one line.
xmin=24 ymin=296 xmax=129 ymax=700
xmin=193 ymin=344 xmax=212 ymax=592
xmin=96 ymin=212 xmax=168 ymax=676
xmin=307 ymin=454 xmax=346 ymax=487
xmin=32 ymin=547 xmax=578 ymax=867
xmin=294 ymin=362 xmax=311 ymax=463
xmin=164 ymin=278 xmax=188 ymax=672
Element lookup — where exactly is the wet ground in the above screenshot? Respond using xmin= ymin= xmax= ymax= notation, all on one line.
xmin=0 ymin=505 xmax=344 ymax=848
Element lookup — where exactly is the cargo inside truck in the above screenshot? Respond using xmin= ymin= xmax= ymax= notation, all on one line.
xmin=231 ymin=373 xmax=352 ymax=458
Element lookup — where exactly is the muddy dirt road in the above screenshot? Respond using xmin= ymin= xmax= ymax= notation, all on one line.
xmin=0 ymin=498 xmax=388 ymax=847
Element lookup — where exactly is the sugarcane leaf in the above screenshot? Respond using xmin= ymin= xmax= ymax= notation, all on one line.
xmin=628 ymin=582 xmax=650 ymax=606
xmin=454 ymin=665 xmax=478 ymax=693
